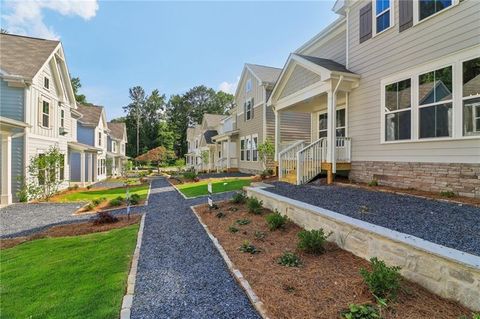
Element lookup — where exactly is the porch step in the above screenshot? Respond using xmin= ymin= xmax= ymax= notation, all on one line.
xmin=279 ymin=171 xmax=297 ymax=184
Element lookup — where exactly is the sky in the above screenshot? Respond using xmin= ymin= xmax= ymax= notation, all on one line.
xmin=1 ymin=0 xmax=338 ymax=120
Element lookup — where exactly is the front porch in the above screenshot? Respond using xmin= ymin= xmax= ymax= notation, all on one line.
xmin=68 ymin=142 xmax=101 ymax=187
xmin=212 ymin=130 xmax=239 ymax=173
xmin=269 ymin=54 xmax=359 ymax=185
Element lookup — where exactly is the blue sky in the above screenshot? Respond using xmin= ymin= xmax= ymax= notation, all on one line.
xmin=2 ymin=1 xmax=338 ymax=120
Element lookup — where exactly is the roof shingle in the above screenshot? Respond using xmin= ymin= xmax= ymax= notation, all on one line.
xmin=77 ymin=104 xmax=104 ymax=126
xmin=246 ymin=64 xmax=282 ymax=85
xmin=107 ymin=122 xmax=126 ymax=140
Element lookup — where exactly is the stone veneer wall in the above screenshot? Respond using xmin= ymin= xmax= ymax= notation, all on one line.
xmin=349 ymin=161 xmax=480 ymax=198
xmin=245 ymin=187 xmax=480 ymax=311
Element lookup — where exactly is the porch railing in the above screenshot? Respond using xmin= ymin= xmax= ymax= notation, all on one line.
xmin=278 ymin=140 xmax=306 ymax=180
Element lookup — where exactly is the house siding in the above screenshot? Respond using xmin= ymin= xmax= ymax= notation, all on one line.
xmin=347 ymin=0 xmax=480 ymax=164
xmin=11 ymin=136 xmax=24 ymax=200
xmin=301 ymin=24 xmax=347 ymax=65
xmin=0 ymin=79 xmax=24 ymax=121
xmin=77 ymin=125 xmax=94 ymax=146
xmin=279 ymin=65 xmax=321 ymax=99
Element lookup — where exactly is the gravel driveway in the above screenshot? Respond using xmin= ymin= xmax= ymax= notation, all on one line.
xmin=266 ymin=182 xmax=480 ymax=256
xmin=131 ymin=178 xmax=260 ymax=319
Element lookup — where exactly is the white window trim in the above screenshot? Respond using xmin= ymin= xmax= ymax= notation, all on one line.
xmin=245 ymin=98 xmax=253 ymax=121
xmin=245 ymin=135 xmax=252 ymax=161
xmin=246 ymin=78 xmax=252 ymax=93
xmin=40 ymin=99 xmax=50 ymax=129
xmin=413 ymin=0 xmax=459 ymax=27
xmin=60 ymin=108 xmax=65 ymax=128
xmin=382 ymin=78 xmax=413 ymax=142
xmin=251 ymin=134 xmax=258 ymax=162
xmin=44 ymin=76 xmax=50 ymax=90
xmin=240 ymin=137 xmax=246 ymax=161
xmin=372 ymin=0 xmax=394 ymax=37
xmin=380 ymin=46 xmax=480 ymax=144
xmin=461 ymin=56 xmax=480 ymax=136
xmin=316 ymin=106 xmax=347 ymax=140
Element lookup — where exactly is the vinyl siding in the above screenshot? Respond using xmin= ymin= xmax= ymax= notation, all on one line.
xmin=347 ymin=0 xmax=480 ymax=163
xmin=301 ymin=26 xmax=347 ymax=65
xmin=11 ymin=136 xmax=24 ymax=201
xmin=279 ymin=112 xmax=312 ymax=144
xmin=0 ymin=79 xmax=24 ymax=121
xmin=77 ymin=125 xmax=94 ymax=146
xmin=279 ymin=65 xmax=321 ymax=99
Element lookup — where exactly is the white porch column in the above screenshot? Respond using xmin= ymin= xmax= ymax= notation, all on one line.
xmin=88 ymin=153 xmax=93 ymax=182
xmin=80 ymin=151 xmax=86 ymax=185
xmin=274 ymin=110 xmax=280 ymax=161
xmin=326 ymin=89 xmax=337 ymax=182
xmin=226 ymin=137 xmax=231 ymax=170
xmin=1 ymin=134 xmax=12 ymax=205
xmin=93 ymin=154 xmax=98 ymax=181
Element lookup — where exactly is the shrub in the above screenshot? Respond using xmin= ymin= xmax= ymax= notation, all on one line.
xmin=246 ymin=197 xmax=263 ymax=215
xmin=92 ymin=197 xmax=106 ymax=206
xmin=341 ymin=304 xmax=380 ymax=319
xmin=129 ymin=193 xmax=141 ymax=205
xmin=228 ymin=206 xmax=238 ymax=212
xmin=17 ymin=185 xmax=28 ymax=202
xmin=440 ymin=190 xmax=455 ymax=198
xmin=231 ymin=192 xmax=247 ymax=204
xmin=360 ymin=257 xmax=401 ymax=300
xmin=216 ymin=212 xmax=226 ymax=218
xmin=84 ymin=203 xmax=95 ymax=211
xmin=277 ymin=252 xmax=301 ymax=267
xmin=368 ymin=180 xmax=378 ymax=187
xmin=239 ymin=240 xmax=259 ymax=254
xmin=297 ymin=229 xmax=331 ymax=254
xmin=265 ymin=211 xmax=288 ymax=231
xmin=236 ymin=219 xmax=251 ymax=225
xmin=183 ymin=171 xmax=198 ymax=180
xmin=228 ymin=225 xmax=239 ymax=233
xmin=86 ymin=185 xmax=92 ymax=190
xmin=254 ymin=231 xmax=266 ymax=241
xmin=109 ymin=197 xmax=123 ymax=207
xmin=93 ymin=212 xmax=119 ymax=225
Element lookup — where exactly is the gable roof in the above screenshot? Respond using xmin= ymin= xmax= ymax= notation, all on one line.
xmin=107 ymin=122 xmax=126 ymax=140
xmin=0 ymin=33 xmax=60 ymax=80
xmin=245 ymin=64 xmax=282 ymax=85
xmin=202 ymin=114 xmax=226 ymax=128
xmin=77 ymin=104 xmax=104 ymax=126
xmin=295 ymin=54 xmax=355 ymax=74
xmin=203 ymin=130 xmax=218 ymax=145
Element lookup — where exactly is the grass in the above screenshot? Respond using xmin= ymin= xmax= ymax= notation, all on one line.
xmin=103 ymin=177 xmax=142 ymax=185
xmin=176 ymin=178 xmax=252 ymax=198
xmin=0 ymin=224 xmax=139 ymax=319
xmin=52 ymin=184 xmax=149 ymax=203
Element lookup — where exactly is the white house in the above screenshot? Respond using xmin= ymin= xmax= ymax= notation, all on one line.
xmin=107 ymin=122 xmax=128 ymax=176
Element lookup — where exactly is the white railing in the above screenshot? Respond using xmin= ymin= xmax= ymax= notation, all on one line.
xmin=278 ymin=140 xmax=305 ymax=179
xmin=216 ymin=157 xmax=239 ymax=171
xmin=335 ymin=137 xmax=352 ymax=162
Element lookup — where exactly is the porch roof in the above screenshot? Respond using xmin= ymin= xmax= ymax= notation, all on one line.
xmin=0 ymin=116 xmax=30 ymax=133
xmin=68 ymin=141 xmax=101 ymax=152
xmin=211 ymin=129 xmax=239 ymax=142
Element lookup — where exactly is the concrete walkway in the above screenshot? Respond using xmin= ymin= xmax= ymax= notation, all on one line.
xmin=131 ymin=177 xmax=260 ymax=319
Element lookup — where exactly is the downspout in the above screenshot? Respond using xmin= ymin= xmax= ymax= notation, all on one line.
xmin=331 ymin=75 xmax=344 ymax=174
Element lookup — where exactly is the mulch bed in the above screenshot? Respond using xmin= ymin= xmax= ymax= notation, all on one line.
xmin=0 ymin=214 xmax=141 ymax=250
xmin=195 ymin=201 xmax=472 ymax=319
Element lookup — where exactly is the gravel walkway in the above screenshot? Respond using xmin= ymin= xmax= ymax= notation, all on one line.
xmin=131 ymin=178 xmax=260 ymax=319
xmin=266 ymin=182 xmax=480 ymax=256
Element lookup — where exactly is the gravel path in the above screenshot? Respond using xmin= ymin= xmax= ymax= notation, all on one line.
xmin=131 ymin=178 xmax=260 ymax=319
xmin=266 ymin=182 xmax=480 ymax=256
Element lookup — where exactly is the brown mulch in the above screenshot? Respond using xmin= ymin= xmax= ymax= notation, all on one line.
xmin=0 ymin=214 xmax=141 ymax=250
xmin=195 ymin=201 xmax=472 ymax=319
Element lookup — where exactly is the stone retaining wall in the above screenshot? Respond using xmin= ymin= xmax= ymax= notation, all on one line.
xmin=349 ymin=161 xmax=480 ymax=198
xmin=245 ymin=186 xmax=480 ymax=311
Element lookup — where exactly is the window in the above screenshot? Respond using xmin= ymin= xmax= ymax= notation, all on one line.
xmin=98 ymin=132 xmax=102 ymax=146
xmin=318 ymin=113 xmax=328 ymax=138
xmin=240 ymin=138 xmax=245 ymax=161
xmin=246 ymin=79 xmax=252 ymax=93
xmin=419 ymin=66 xmax=453 ymax=138
xmin=113 ymin=141 xmax=117 ymax=153
xmin=245 ymin=99 xmax=253 ymax=121
xmin=419 ymin=0 xmax=452 ymax=21
xmin=195 ymin=139 xmax=199 ymax=148
xmin=121 ymin=143 xmax=125 ymax=153
xmin=252 ymin=135 xmax=258 ymax=161
xmin=44 ymin=77 xmax=49 ymax=89
xmin=60 ymin=109 xmax=65 ymax=128
xmin=318 ymin=109 xmax=347 ymax=139
xmin=246 ymin=136 xmax=251 ymax=161
xmin=42 ymin=101 xmax=50 ymax=127
xmin=463 ymin=57 xmax=480 ymax=136
xmin=98 ymin=159 xmax=101 ymax=175
xmin=384 ymin=79 xmax=412 ymax=141
xmin=375 ymin=0 xmax=391 ymax=33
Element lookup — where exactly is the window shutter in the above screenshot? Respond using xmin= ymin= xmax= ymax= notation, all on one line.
xmin=399 ymin=0 xmax=413 ymax=32
xmin=359 ymin=3 xmax=372 ymax=44
xmin=38 ymin=97 xmax=43 ymax=126
xmin=244 ymin=102 xmax=247 ymax=121
xmin=251 ymin=98 xmax=254 ymax=119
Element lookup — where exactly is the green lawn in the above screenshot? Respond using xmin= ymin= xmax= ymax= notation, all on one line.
xmin=54 ymin=184 xmax=149 ymax=202
xmin=1 ymin=225 xmax=139 ymax=319
xmin=176 ymin=178 xmax=252 ymax=198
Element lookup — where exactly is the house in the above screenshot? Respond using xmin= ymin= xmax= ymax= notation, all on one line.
xmin=269 ymin=0 xmax=480 ymax=197
xmin=107 ymin=122 xmax=128 ymax=176
xmin=0 ymin=33 xmax=82 ymax=205
xmin=233 ymin=63 xmax=311 ymax=174
xmin=70 ymin=104 xmax=108 ymax=185
xmin=211 ymin=114 xmax=239 ymax=172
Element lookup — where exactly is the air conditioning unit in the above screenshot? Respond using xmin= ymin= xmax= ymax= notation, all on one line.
xmin=59 ymin=127 xmax=68 ymax=136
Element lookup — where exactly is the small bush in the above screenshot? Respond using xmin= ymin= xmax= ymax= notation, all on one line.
xmin=228 ymin=206 xmax=238 ymax=212
xmin=265 ymin=211 xmax=288 ymax=231
xmin=297 ymin=229 xmax=331 ymax=254
xmin=183 ymin=171 xmax=198 ymax=180
xmin=73 ymin=184 xmax=79 ymax=190
xmin=239 ymin=240 xmax=259 ymax=254
xmin=360 ymin=257 xmax=401 ymax=300
xmin=216 ymin=211 xmax=226 ymax=218
xmin=254 ymin=231 xmax=266 ymax=241
xmin=228 ymin=225 xmax=239 ymax=233
xmin=341 ymin=304 xmax=380 ymax=319
xmin=231 ymin=192 xmax=247 ymax=204
xmin=246 ymin=197 xmax=263 ymax=215
xmin=17 ymin=186 xmax=28 ymax=203
xmin=129 ymin=193 xmax=141 ymax=205
xmin=109 ymin=197 xmax=123 ymax=207
xmin=92 ymin=212 xmax=119 ymax=225
xmin=86 ymin=185 xmax=92 ymax=190
xmin=277 ymin=251 xmax=301 ymax=267
xmin=236 ymin=218 xmax=251 ymax=225
xmin=84 ymin=203 xmax=95 ymax=211
xmin=459 ymin=313 xmax=480 ymax=319
xmin=92 ymin=197 xmax=106 ymax=206
xmin=368 ymin=180 xmax=378 ymax=187
xmin=440 ymin=191 xmax=455 ymax=198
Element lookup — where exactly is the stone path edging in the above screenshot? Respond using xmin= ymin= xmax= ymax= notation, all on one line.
xmin=120 ymin=213 xmax=146 ymax=319
xmin=190 ymin=204 xmax=269 ymax=319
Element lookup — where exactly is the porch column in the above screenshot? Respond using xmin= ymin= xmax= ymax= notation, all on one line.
xmin=226 ymin=137 xmax=231 ymax=170
xmin=326 ymin=90 xmax=337 ymax=183
xmin=1 ymin=134 xmax=12 ymax=205
xmin=87 ymin=153 xmax=93 ymax=182
xmin=274 ymin=110 xmax=280 ymax=161
xmin=93 ymin=154 xmax=98 ymax=181
xmin=80 ymin=151 xmax=86 ymax=185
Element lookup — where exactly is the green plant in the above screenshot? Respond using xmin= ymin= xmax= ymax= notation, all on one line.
xmin=92 ymin=197 xmax=106 ymax=206
xmin=236 ymin=219 xmax=251 ymax=225
xmin=183 ymin=171 xmax=198 ymax=180
xmin=440 ymin=190 xmax=455 ymax=198
xmin=109 ymin=197 xmax=123 ymax=207
xmin=86 ymin=185 xmax=92 ymax=190
xmin=277 ymin=251 xmax=301 ymax=267
xmin=129 ymin=193 xmax=141 ymax=205
xmin=368 ymin=180 xmax=378 ymax=187
xmin=84 ymin=203 xmax=95 ymax=211
xmin=341 ymin=304 xmax=380 ymax=319
xmin=231 ymin=192 xmax=247 ymax=204
xmin=360 ymin=257 xmax=401 ymax=300
xmin=459 ymin=313 xmax=480 ymax=319
xmin=246 ymin=197 xmax=263 ymax=215
xmin=297 ymin=229 xmax=331 ymax=254
xmin=265 ymin=211 xmax=288 ymax=231
xmin=254 ymin=231 xmax=266 ymax=241
xmin=216 ymin=212 xmax=226 ymax=218
xmin=228 ymin=206 xmax=238 ymax=212
xmin=239 ymin=240 xmax=259 ymax=254
xmin=257 ymin=139 xmax=275 ymax=171
xmin=228 ymin=225 xmax=239 ymax=233
xmin=16 ymin=183 xmax=29 ymax=202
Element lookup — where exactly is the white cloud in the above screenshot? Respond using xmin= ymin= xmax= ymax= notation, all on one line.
xmin=2 ymin=0 xmax=99 ymax=40
xmin=218 ymin=76 xmax=240 ymax=94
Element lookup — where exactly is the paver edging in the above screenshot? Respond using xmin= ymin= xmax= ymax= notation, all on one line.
xmin=190 ymin=204 xmax=269 ymax=319
xmin=120 ymin=213 xmax=146 ymax=319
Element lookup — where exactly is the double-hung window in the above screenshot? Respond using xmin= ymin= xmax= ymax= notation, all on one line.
xmin=98 ymin=132 xmax=102 ymax=146
xmin=246 ymin=136 xmax=251 ymax=161
xmin=44 ymin=77 xmax=49 ymax=89
xmin=375 ymin=0 xmax=391 ymax=34
xmin=384 ymin=79 xmax=412 ymax=141
xmin=42 ymin=101 xmax=50 ymax=127
xmin=463 ymin=57 xmax=480 ymax=136
xmin=252 ymin=135 xmax=258 ymax=161
xmin=418 ymin=66 xmax=453 ymax=138
xmin=240 ymin=138 xmax=245 ymax=161
xmin=245 ymin=99 xmax=253 ymax=120
xmin=317 ymin=109 xmax=347 ymax=139
xmin=419 ymin=0 xmax=453 ymax=21
xmin=60 ymin=109 xmax=65 ymax=128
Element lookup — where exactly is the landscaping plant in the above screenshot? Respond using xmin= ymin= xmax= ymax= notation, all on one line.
xmin=368 ymin=180 xmax=379 ymax=187
xmin=183 ymin=171 xmax=198 ymax=180
xmin=92 ymin=197 xmax=106 ymax=206
xmin=360 ymin=257 xmax=401 ymax=301
xmin=231 ymin=191 xmax=247 ymax=204
xmin=254 ymin=231 xmax=266 ymax=241
xmin=236 ymin=218 xmax=251 ymax=225
xmin=246 ymin=197 xmax=263 ymax=215
xmin=277 ymin=251 xmax=301 ymax=267
xmin=92 ymin=212 xmax=119 ymax=225
xmin=265 ymin=211 xmax=288 ymax=231
xmin=228 ymin=225 xmax=239 ymax=233
xmin=109 ymin=196 xmax=124 ymax=207
xmin=215 ymin=212 xmax=226 ymax=218
xmin=129 ymin=193 xmax=141 ymax=205
xmin=297 ymin=229 xmax=331 ymax=254
xmin=239 ymin=240 xmax=260 ymax=254
xmin=440 ymin=190 xmax=455 ymax=198
xmin=341 ymin=304 xmax=381 ymax=319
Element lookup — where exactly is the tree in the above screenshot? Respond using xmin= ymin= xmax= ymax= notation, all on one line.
xmin=124 ymin=86 xmax=146 ymax=156
xmin=166 ymin=94 xmax=190 ymax=157
xmin=214 ymin=91 xmax=235 ymax=115
xmin=70 ymin=77 xmax=88 ymax=104
xmin=200 ymin=150 xmax=210 ymax=172
xmin=135 ymin=146 xmax=175 ymax=173
xmin=257 ymin=139 xmax=275 ymax=171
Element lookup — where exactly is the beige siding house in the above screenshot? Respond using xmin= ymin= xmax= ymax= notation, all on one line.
xmin=270 ymin=0 xmax=480 ymax=197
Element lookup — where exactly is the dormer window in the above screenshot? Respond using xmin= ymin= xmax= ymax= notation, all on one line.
xmin=44 ymin=77 xmax=50 ymax=89
xmin=246 ymin=79 xmax=252 ymax=93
